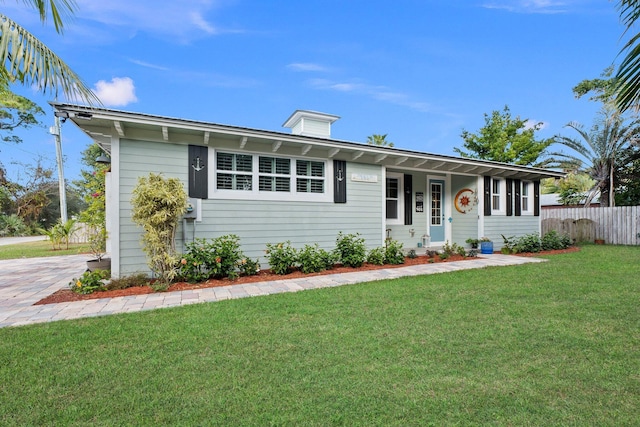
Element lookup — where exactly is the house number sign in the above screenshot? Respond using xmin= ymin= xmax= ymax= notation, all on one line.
xmin=415 ymin=192 xmax=424 ymax=213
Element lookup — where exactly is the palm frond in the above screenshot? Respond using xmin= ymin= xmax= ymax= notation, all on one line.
xmin=0 ymin=14 xmax=99 ymax=105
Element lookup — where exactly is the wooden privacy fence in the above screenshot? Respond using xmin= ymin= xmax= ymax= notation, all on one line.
xmin=542 ymin=206 xmax=640 ymax=246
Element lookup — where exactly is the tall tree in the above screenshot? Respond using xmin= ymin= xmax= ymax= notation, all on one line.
xmin=454 ymin=106 xmax=552 ymax=166
xmin=548 ymin=106 xmax=640 ymax=207
xmin=615 ymin=0 xmax=640 ymax=113
xmin=0 ymin=73 xmax=44 ymax=145
xmin=366 ymin=134 xmax=394 ymax=147
xmin=0 ymin=1 xmax=99 ymax=104
xmin=615 ymin=144 xmax=640 ymax=205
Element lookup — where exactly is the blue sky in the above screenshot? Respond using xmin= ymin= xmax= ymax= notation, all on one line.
xmin=1 ymin=0 xmax=628 ymax=183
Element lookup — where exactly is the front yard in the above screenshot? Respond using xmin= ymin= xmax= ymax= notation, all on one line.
xmin=0 ymin=245 xmax=638 ymax=425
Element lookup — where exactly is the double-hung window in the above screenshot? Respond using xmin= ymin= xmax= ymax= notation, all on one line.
xmin=385 ymin=172 xmax=403 ymax=224
xmin=521 ymin=181 xmax=532 ymax=214
xmin=491 ymin=178 xmax=505 ymax=214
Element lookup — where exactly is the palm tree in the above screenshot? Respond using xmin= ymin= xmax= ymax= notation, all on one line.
xmin=0 ymin=1 xmax=99 ymax=104
xmin=615 ymin=0 xmax=640 ymax=113
xmin=366 ymin=134 xmax=394 ymax=147
xmin=548 ymin=107 xmax=640 ymax=207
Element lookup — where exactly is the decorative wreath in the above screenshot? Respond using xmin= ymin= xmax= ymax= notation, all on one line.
xmin=454 ymin=188 xmax=476 ymax=214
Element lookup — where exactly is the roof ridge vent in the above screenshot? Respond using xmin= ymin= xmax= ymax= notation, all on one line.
xmin=282 ymin=110 xmax=340 ymax=138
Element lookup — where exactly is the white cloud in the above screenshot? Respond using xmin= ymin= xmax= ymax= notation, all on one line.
xmin=287 ymin=63 xmax=330 ymax=72
xmin=128 ymin=59 xmax=170 ymax=71
xmin=308 ymin=79 xmax=433 ymax=113
xmin=482 ymin=0 xmax=570 ymax=14
xmin=93 ymin=77 xmax=138 ymax=106
xmin=524 ymin=119 xmax=549 ymax=130
xmin=74 ymin=0 xmax=239 ymax=43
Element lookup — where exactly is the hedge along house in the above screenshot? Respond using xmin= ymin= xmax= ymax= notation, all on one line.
xmin=52 ymin=104 xmax=564 ymax=277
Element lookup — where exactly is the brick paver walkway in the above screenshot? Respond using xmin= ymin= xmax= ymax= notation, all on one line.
xmin=0 ymin=254 xmax=545 ymax=328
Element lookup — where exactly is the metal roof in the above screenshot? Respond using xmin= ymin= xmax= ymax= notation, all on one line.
xmin=51 ymin=103 xmax=565 ymax=181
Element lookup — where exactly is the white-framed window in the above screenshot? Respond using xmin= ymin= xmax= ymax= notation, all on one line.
xmin=521 ymin=181 xmax=533 ymax=214
xmin=211 ymin=150 xmax=330 ymax=202
xmin=386 ymin=172 xmax=403 ymax=224
xmin=491 ymin=178 xmax=505 ymax=214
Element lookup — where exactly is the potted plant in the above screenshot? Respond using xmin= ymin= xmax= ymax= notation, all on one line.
xmin=465 ymin=238 xmax=479 ymax=249
xmin=479 ymin=237 xmax=493 ymax=254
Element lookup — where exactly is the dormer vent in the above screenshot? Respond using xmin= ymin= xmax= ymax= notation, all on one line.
xmin=282 ymin=110 xmax=340 ymax=138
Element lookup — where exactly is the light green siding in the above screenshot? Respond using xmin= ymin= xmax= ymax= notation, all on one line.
xmin=384 ymin=170 xmax=429 ymax=250
xmin=484 ymin=215 xmax=541 ymax=251
xmin=117 ymin=139 xmax=383 ymax=275
xmin=118 ymin=140 xmax=188 ymax=275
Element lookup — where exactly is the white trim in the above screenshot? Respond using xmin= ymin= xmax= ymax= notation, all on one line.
xmin=381 ymin=166 xmax=387 ymax=246
xmin=109 ymin=135 xmax=120 ymax=278
xmin=385 ymin=172 xmax=404 ymax=225
xmin=521 ymin=181 xmax=534 ymax=215
xmin=491 ymin=177 xmax=506 ymax=215
xmin=427 ymin=174 xmax=447 ymax=244
xmin=207 ymin=149 xmax=333 ymax=203
xmin=477 ymin=175 xmax=485 ymax=239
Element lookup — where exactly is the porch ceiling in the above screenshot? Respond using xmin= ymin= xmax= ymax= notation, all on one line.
xmin=52 ymin=103 xmax=565 ymax=181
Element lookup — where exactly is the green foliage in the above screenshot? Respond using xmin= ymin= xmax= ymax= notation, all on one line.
xmin=38 ymin=218 xmax=76 ymax=250
xmin=130 ymin=173 xmax=187 ymax=284
xmin=384 ymin=239 xmax=405 ymax=265
xmin=548 ymin=106 xmax=640 ymax=207
xmin=105 ymin=273 xmax=150 ymax=291
xmin=335 ymin=232 xmax=367 ymax=268
xmin=501 ymin=231 xmax=572 ymax=253
xmin=0 ymin=75 xmax=45 ymax=144
xmin=178 ymin=235 xmax=254 ymax=282
xmin=366 ymin=246 xmax=386 ymax=265
xmin=556 ymin=173 xmax=596 ymax=205
xmin=0 ymin=213 xmax=28 ymax=237
xmin=265 ymin=241 xmax=298 ymax=275
xmin=541 ymin=230 xmax=572 ymax=251
xmin=237 ymin=257 xmax=260 ymax=277
xmin=366 ymin=133 xmax=394 ymax=147
xmin=75 ymin=143 xmax=109 ymax=233
xmin=0 ymin=5 xmax=99 ymax=104
xmin=442 ymin=240 xmax=463 ymax=256
xmin=455 ymin=105 xmax=552 ymax=166
xmin=297 ymin=243 xmax=336 ymax=274
xmin=615 ymin=144 xmax=640 ymax=206
xmin=69 ymin=269 xmax=109 ymax=295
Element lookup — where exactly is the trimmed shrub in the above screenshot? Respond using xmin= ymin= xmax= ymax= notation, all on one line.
xmin=265 ymin=241 xmax=298 ymax=275
xmin=335 ymin=232 xmax=367 ymax=268
xmin=298 ymin=243 xmax=333 ymax=274
xmin=384 ymin=239 xmax=405 ymax=265
xmin=367 ymin=247 xmax=386 ymax=265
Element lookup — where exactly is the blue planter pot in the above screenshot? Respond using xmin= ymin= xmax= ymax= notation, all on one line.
xmin=480 ymin=241 xmax=493 ymax=254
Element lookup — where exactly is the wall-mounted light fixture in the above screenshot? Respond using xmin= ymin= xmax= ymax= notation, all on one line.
xmin=96 ymin=154 xmax=111 ymax=164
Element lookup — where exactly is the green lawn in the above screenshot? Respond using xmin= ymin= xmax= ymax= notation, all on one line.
xmin=0 ymin=240 xmax=91 ymax=260
xmin=0 ymin=245 xmax=638 ymax=426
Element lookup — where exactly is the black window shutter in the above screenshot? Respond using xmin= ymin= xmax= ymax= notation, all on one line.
xmin=333 ymin=160 xmax=347 ymax=203
xmin=484 ymin=176 xmax=491 ymax=216
xmin=188 ymin=145 xmax=208 ymax=199
xmin=506 ymin=178 xmax=513 ymax=216
xmin=534 ymin=180 xmax=540 ymax=216
xmin=404 ymin=174 xmax=413 ymax=225
xmin=514 ymin=179 xmax=522 ymax=216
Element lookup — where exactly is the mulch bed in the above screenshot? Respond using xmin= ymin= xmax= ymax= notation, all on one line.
xmin=34 ymin=247 xmax=579 ymax=306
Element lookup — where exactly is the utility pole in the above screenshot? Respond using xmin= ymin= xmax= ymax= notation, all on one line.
xmin=50 ymin=115 xmax=68 ymax=223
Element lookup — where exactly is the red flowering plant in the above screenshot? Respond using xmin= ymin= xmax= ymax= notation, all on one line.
xmin=76 ymin=143 xmax=109 ymax=261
